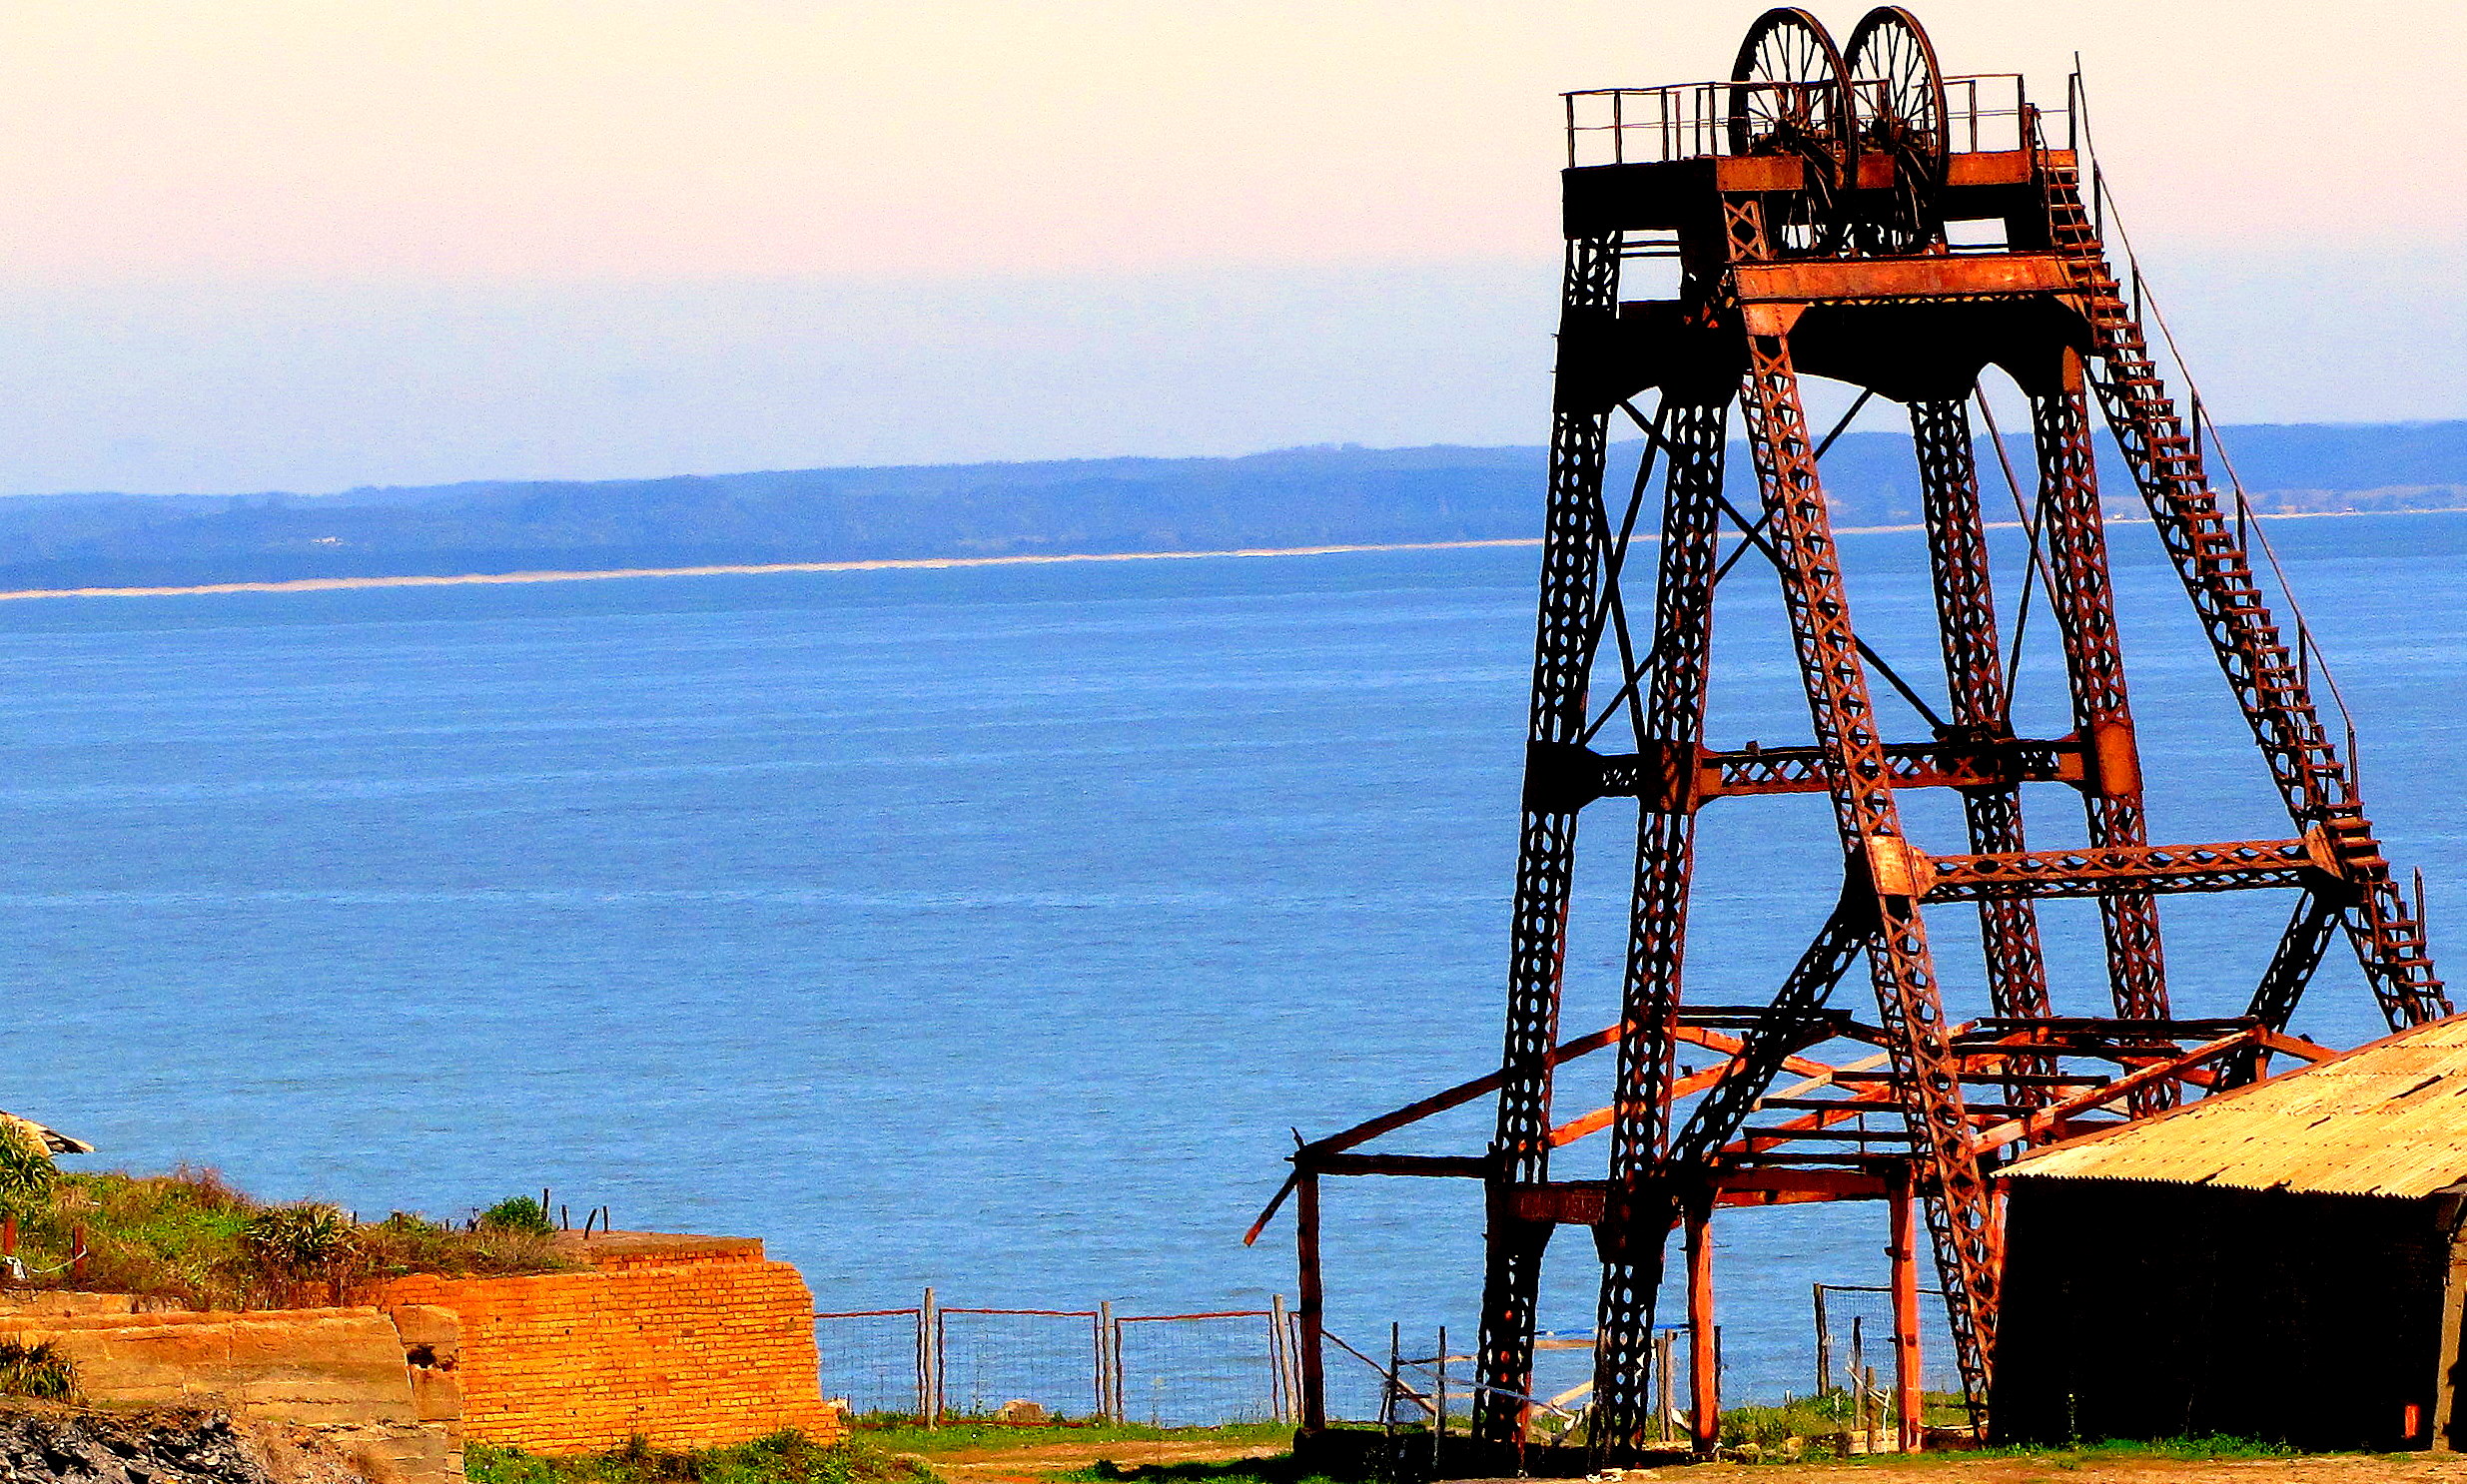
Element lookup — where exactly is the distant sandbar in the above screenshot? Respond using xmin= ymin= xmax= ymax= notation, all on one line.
xmin=0 ymin=538 xmax=1546 ymax=602
xmin=0 ymin=504 xmax=2444 ymax=601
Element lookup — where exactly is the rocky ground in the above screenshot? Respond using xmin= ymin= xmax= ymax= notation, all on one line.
xmin=0 ymin=1402 xmax=373 ymax=1484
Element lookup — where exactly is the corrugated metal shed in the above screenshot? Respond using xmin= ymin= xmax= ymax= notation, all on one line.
xmin=2002 ymin=1015 xmax=2467 ymax=1197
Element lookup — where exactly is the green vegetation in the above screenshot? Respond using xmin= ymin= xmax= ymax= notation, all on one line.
xmin=480 ymin=1195 xmax=558 ymax=1235
xmin=0 ymin=1123 xmax=57 ymax=1219
xmin=0 ymin=1339 xmax=78 ymax=1401
xmin=467 ymin=1433 xmax=937 ymax=1484
xmin=3 ymin=1163 xmax=571 ymax=1309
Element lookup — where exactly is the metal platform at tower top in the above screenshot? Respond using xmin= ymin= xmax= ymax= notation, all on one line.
xmin=1249 ymin=5 xmax=2447 ymax=1467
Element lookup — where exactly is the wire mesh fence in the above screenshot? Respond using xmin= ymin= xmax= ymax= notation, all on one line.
xmin=816 ymin=1293 xmax=1301 ymax=1426
xmin=939 ymin=1308 xmax=1106 ymax=1420
xmin=1115 ymin=1311 xmax=1285 ymax=1426
xmin=812 ymin=1307 xmax=926 ymax=1418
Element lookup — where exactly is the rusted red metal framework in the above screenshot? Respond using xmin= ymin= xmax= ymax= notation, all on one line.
xmin=1249 ymin=5 xmax=2446 ymax=1463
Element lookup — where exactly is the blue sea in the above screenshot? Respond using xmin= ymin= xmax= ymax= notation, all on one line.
xmin=4 ymin=513 xmax=2463 ymax=1411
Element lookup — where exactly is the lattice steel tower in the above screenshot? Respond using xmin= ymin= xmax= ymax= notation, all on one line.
xmin=1254 ymin=5 xmax=2446 ymax=1463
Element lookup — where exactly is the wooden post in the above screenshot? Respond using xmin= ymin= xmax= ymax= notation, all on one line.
xmin=69 ymin=1223 xmax=86 ymax=1286
xmin=1266 ymin=1295 xmax=1289 ymax=1424
xmin=2437 ymin=1205 xmax=2467 ymax=1451
xmin=1814 ymin=1282 xmax=1831 ymax=1398
xmin=1653 ymin=1329 xmax=1671 ymax=1443
xmin=1686 ymin=1200 xmax=1718 ymax=1454
xmin=1433 ymin=1325 xmax=1447 ymax=1469
xmin=1098 ymin=1301 xmax=1117 ymax=1423
xmin=1891 ymin=1173 xmax=1925 ymax=1453
xmin=922 ymin=1286 xmax=940 ymax=1428
xmin=1295 ymin=1171 xmax=1326 ymax=1433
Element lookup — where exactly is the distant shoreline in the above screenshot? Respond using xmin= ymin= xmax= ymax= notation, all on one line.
xmin=0 ymin=505 xmax=2452 ymax=601
xmin=0 ymin=537 xmax=1546 ymax=602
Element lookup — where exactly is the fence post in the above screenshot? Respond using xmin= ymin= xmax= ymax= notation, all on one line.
xmin=1432 ymin=1324 xmax=1447 ymax=1471
xmin=922 ymin=1287 xmax=940 ymax=1428
xmin=1813 ymin=1283 xmax=1831 ymax=1397
xmin=1267 ymin=1295 xmax=1290 ymax=1424
xmin=1097 ymin=1302 xmax=1116 ymax=1423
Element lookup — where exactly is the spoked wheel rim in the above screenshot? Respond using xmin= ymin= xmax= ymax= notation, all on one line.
xmin=1727 ymin=8 xmax=1858 ymax=258
xmin=1846 ymin=6 xmax=1949 ymax=255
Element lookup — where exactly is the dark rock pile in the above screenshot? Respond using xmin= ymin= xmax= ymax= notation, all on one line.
xmin=0 ymin=1404 xmax=276 ymax=1484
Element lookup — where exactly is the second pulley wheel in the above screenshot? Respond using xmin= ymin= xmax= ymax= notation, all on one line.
xmin=1845 ymin=6 xmax=1949 ymax=254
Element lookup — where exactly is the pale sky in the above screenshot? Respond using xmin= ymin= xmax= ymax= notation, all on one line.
xmin=0 ymin=1 xmax=2453 ymax=492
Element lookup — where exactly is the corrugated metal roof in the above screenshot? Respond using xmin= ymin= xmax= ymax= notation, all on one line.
xmin=0 ymin=1111 xmax=91 ymax=1155
xmin=2001 ymin=1015 xmax=2467 ymax=1198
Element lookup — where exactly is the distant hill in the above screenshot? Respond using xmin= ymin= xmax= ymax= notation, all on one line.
xmin=0 ymin=420 xmax=2460 ymax=590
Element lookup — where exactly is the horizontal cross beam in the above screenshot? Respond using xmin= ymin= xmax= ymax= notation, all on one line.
xmin=1914 ymin=837 xmax=2337 ymax=902
xmin=1525 ymin=736 xmax=2083 ymax=815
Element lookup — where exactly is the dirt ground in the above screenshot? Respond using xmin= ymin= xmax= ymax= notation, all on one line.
xmin=1679 ymin=1457 xmax=2467 ymax=1482
xmin=918 ymin=1436 xmax=2467 ymax=1484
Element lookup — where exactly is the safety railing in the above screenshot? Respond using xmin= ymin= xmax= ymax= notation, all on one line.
xmin=1564 ymin=73 xmax=2055 ymax=169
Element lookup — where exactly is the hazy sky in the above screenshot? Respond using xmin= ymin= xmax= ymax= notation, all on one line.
xmin=0 ymin=1 xmax=2454 ymax=492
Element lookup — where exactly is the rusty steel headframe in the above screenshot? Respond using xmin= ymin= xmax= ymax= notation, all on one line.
xmin=1250 ymin=5 xmax=2446 ymax=1465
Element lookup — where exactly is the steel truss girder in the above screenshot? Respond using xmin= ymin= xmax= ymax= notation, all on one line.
xmin=2027 ymin=366 xmax=2170 ymax=1042
xmin=1909 ymin=394 xmax=2053 ymax=1109
xmin=1916 ymin=837 xmax=2333 ymax=901
xmin=1582 ymin=396 xmax=1727 ymax=1456
xmin=1474 ymin=231 xmax=1624 ymax=1446
xmin=1735 ymin=330 xmax=2003 ymax=1410
xmin=1526 ymin=733 xmax=2086 ymax=814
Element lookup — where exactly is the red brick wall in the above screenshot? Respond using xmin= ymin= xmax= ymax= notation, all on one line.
xmin=384 ymin=1234 xmax=839 ymax=1455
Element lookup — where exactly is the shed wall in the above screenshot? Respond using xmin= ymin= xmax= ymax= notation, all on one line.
xmin=1992 ymin=1179 xmax=2446 ymax=1451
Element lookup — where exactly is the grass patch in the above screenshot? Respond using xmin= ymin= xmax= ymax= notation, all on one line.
xmin=5 ymin=1162 xmax=573 ymax=1309
xmin=855 ymin=1422 xmax=1287 ymax=1458
xmin=467 ymin=1432 xmax=936 ymax=1484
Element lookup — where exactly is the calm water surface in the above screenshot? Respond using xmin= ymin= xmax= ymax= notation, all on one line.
xmin=5 ymin=514 xmax=2464 ymax=1404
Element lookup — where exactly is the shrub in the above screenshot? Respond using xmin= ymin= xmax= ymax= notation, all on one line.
xmin=0 ymin=1339 xmax=78 ymax=1401
xmin=0 ymin=1122 xmax=57 ymax=1219
xmin=241 ymin=1204 xmax=359 ymax=1277
xmin=478 ymin=1196 xmax=556 ymax=1235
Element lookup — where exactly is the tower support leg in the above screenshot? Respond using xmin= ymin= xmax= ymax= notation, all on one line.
xmin=1737 ymin=332 xmax=2001 ymax=1407
xmin=1589 ymin=397 xmax=1728 ymax=1454
xmin=1891 ymin=1167 xmax=1925 ymax=1454
xmin=1911 ymin=395 xmax=2051 ymax=1091
xmin=1477 ymin=232 xmax=1623 ymax=1443
xmin=2030 ymin=353 xmax=2169 ymax=1031
xmin=1686 ymin=1198 xmax=1718 ymax=1455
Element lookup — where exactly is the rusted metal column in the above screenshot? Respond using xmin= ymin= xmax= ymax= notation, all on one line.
xmin=1477 ymin=229 xmax=1623 ymax=1442
xmin=1592 ymin=396 xmax=1729 ymax=1453
xmin=2029 ymin=351 xmax=2169 ymax=1034
xmin=1910 ymin=396 xmax=2052 ymax=1035
xmin=1890 ymin=1168 xmax=1925 ymax=1454
xmin=1737 ymin=329 xmax=1999 ymax=1408
xmin=1295 ymin=1171 xmax=1326 ymax=1434
xmin=1685 ymin=1198 xmax=1718 ymax=1455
